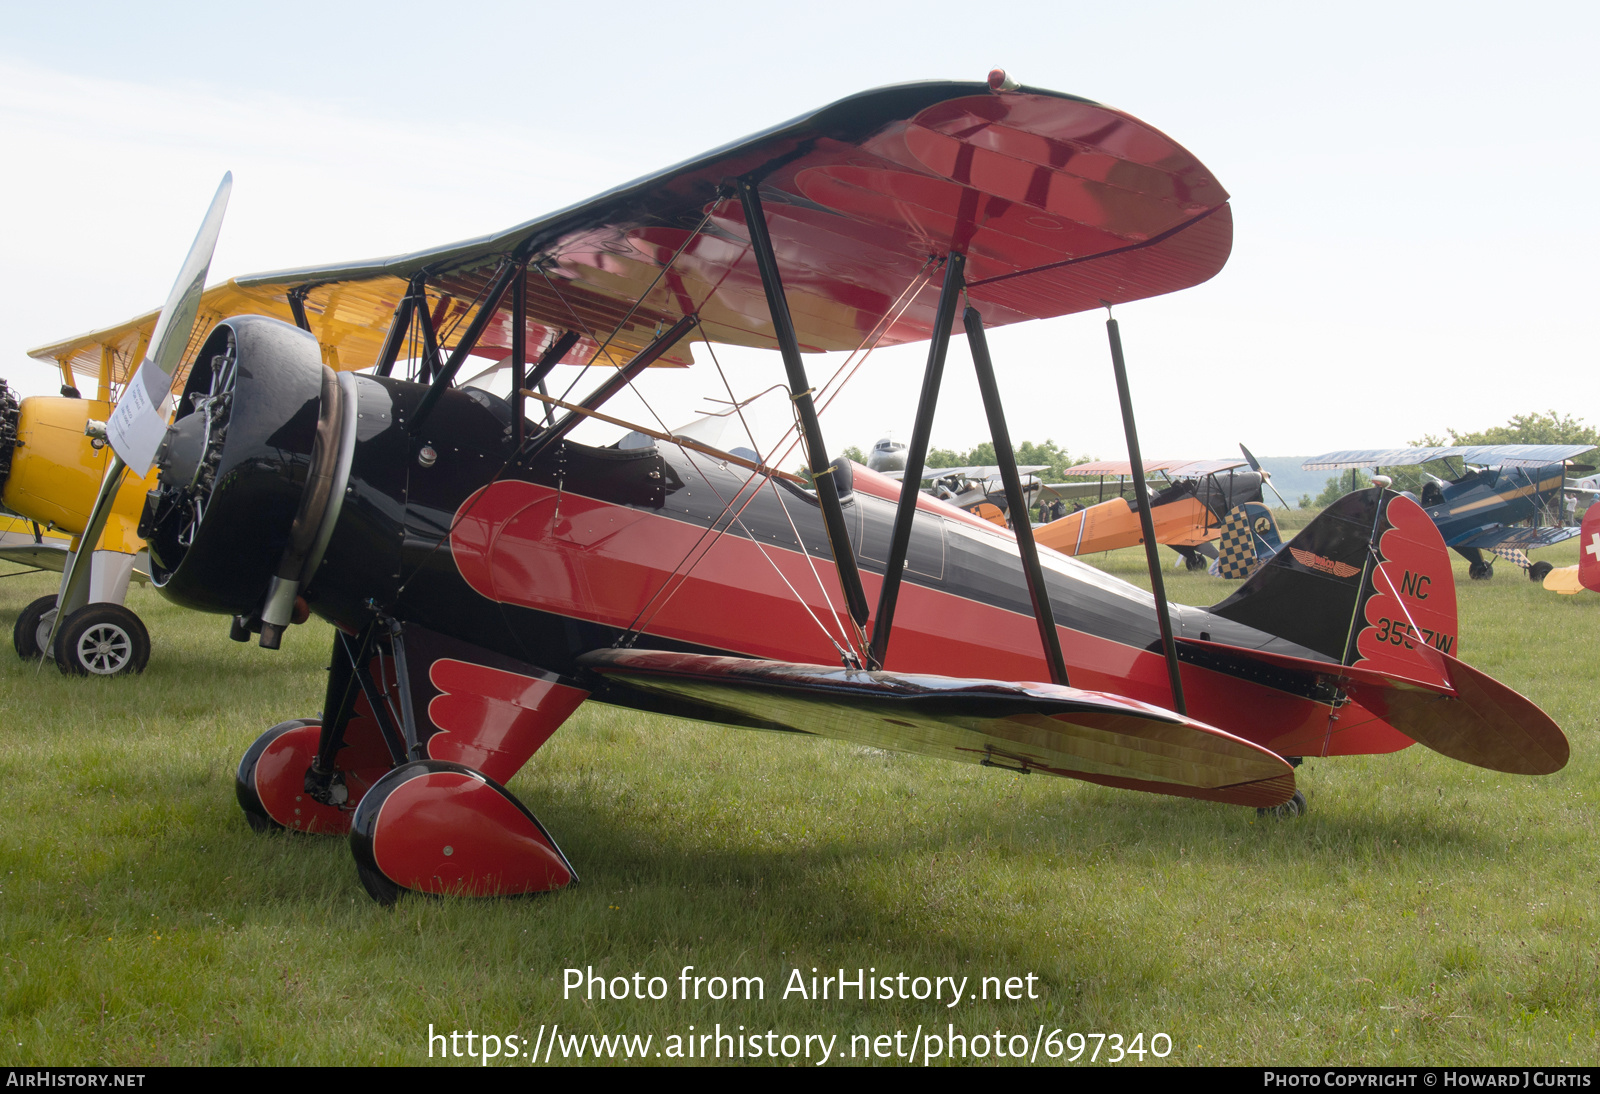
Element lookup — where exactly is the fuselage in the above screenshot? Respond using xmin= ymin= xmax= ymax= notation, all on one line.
xmin=1034 ymin=473 xmax=1266 ymax=556
xmin=323 ymin=383 xmax=1402 ymax=760
xmin=143 ymin=320 xmax=1409 ymax=763
xmin=1422 ymin=463 xmax=1566 ymax=546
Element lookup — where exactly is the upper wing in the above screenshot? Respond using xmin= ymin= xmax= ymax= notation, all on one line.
xmin=1058 ymin=458 xmax=1246 ymax=478
xmin=27 ymin=279 xmax=396 ymax=393
xmin=1304 ymin=445 xmax=1597 ymax=471
xmin=222 ymin=81 xmax=1230 ymax=367
xmin=1044 ymin=481 xmax=1125 ymax=501
xmin=1449 ymin=444 xmax=1597 ymax=469
xmin=29 ymin=82 xmax=1231 ymax=419
xmin=579 ymin=649 xmax=1295 ymax=808
xmin=920 ymin=464 xmax=1051 ymax=481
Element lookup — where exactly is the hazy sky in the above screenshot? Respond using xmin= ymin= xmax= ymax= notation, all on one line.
xmin=2 ymin=1 xmax=1594 ymax=464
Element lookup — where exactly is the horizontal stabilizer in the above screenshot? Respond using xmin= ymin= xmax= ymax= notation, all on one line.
xmin=580 ymin=650 xmax=1295 ymax=808
xmin=1175 ymin=638 xmax=1568 ymax=776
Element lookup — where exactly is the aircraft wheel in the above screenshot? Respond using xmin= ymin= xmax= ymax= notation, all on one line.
xmin=236 ymin=718 xmax=354 ymax=834
xmin=349 ymin=760 xmax=577 ymax=903
xmin=1527 ymin=561 xmax=1553 ymax=582
xmin=52 ymin=604 xmax=149 ymax=676
xmin=356 ymin=859 xmax=401 ymax=906
xmin=1468 ymin=560 xmax=1494 ymax=581
xmin=1185 ymin=553 xmax=1207 ymax=572
xmin=1256 ymin=789 xmax=1307 ymax=820
xmin=13 ymin=595 xmax=57 ymax=660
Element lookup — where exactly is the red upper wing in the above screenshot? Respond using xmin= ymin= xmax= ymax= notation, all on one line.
xmin=239 ymin=82 xmax=1231 ymax=362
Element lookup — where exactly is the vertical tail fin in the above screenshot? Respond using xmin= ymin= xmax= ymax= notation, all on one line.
xmin=1213 ymin=505 xmax=1260 ymax=579
xmin=1241 ymin=501 xmax=1282 ymax=559
xmin=1212 ymin=502 xmax=1285 ymax=580
xmin=1209 ymin=488 xmax=1458 ymax=687
xmin=1580 ymin=504 xmax=1600 ymax=592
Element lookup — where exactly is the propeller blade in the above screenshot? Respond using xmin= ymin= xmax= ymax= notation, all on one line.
xmin=1240 ymin=442 xmax=1294 ymax=510
xmin=47 ymin=174 xmax=232 ymax=660
xmin=107 ymin=172 xmax=233 ymax=476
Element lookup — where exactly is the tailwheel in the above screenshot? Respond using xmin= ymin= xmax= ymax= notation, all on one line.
xmin=52 ymin=603 xmax=150 ymax=676
xmin=349 ymin=760 xmax=577 ymax=903
xmin=236 ymin=718 xmax=354 ymax=835
xmin=1257 ymin=789 xmax=1308 ymax=819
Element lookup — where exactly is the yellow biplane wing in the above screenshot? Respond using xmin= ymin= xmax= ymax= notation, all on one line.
xmin=28 ymin=269 xmax=695 ymax=400
xmin=27 ymin=278 xmax=399 ymax=395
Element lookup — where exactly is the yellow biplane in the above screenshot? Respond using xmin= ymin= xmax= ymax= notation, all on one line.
xmin=10 ymin=233 xmax=684 ymax=677
xmin=9 ymin=278 xmax=392 ymax=673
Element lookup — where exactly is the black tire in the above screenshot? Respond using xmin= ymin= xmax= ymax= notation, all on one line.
xmin=357 ymin=859 xmax=401 ymax=906
xmin=1256 ymin=789 xmax=1308 ymax=819
xmin=243 ymin=808 xmax=282 ymax=835
xmin=1468 ymin=560 xmax=1494 ymax=581
xmin=1528 ymin=561 xmax=1553 ymax=582
xmin=1185 ymin=553 xmax=1207 ymax=572
xmin=13 ymin=595 xmax=56 ymax=660
xmin=52 ymin=603 xmax=150 ymax=676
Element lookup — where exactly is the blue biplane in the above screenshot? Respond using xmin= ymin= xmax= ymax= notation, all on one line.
xmin=1302 ymin=444 xmax=1597 ymax=580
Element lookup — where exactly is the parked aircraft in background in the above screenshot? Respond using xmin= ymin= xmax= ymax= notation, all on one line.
xmin=0 ymin=256 xmax=398 ymax=673
xmin=866 ymin=433 xmax=906 ymax=474
xmin=889 ymin=462 xmax=1051 ymax=526
xmin=1302 ymin=445 xmax=1597 ymax=580
xmin=1541 ymin=504 xmax=1600 ymax=595
xmin=1033 ymin=457 xmax=1278 ymax=571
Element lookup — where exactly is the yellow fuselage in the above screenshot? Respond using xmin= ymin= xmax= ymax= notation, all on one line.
xmin=2 ymin=396 xmax=153 ymax=554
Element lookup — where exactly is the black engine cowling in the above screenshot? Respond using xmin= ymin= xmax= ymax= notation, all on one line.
xmin=139 ymin=315 xmax=326 ymax=616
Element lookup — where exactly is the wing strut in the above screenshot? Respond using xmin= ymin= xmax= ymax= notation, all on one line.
xmin=526 ymin=331 xmax=581 ymax=421
xmin=411 ymin=256 xmax=527 ymax=435
xmin=287 ymin=288 xmax=313 ymax=333
xmin=373 ymin=277 xmax=419 ymax=378
xmin=966 ymin=306 xmax=1070 ymax=687
xmin=870 ymin=253 xmax=965 ymax=668
xmin=511 ymin=267 xmax=528 ymax=446
xmin=524 ymin=316 xmax=698 ymax=461
xmin=738 ymin=179 xmax=872 ymax=659
xmin=1105 ymin=313 xmax=1186 ymax=714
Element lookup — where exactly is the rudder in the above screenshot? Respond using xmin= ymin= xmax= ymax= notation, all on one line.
xmin=1209 ymin=488 xmax=1458 ymax=686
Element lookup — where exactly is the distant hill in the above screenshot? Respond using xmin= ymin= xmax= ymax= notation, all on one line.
xmin=1254 ymin=457 xmax=1334 ymax=505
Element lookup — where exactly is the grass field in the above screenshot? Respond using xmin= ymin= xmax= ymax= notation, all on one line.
xmin=1 ymin=530 xmax=1596 ymax=1067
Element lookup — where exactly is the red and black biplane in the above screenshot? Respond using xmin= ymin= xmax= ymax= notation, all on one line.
xmin=82 ymin=75 xmax=1565 ymax=902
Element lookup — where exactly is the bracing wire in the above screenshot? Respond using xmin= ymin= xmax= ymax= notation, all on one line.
xmin=620 ymin=265 xmax=936 ymax=657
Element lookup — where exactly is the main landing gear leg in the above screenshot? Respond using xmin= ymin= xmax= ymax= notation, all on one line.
xmin=235 ymin=623 xmax=403 ymax=836
xmin=344 ymin=639 xmax=589 ymax=903
xmin=239 ymin=618 xmax=589 ymax=901
xmin=1461 ymin=548 xmax=1494 ymax=581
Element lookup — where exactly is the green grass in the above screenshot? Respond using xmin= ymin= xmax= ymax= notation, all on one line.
xmin=1 ymin=532 xmax=1597 ymax=1066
